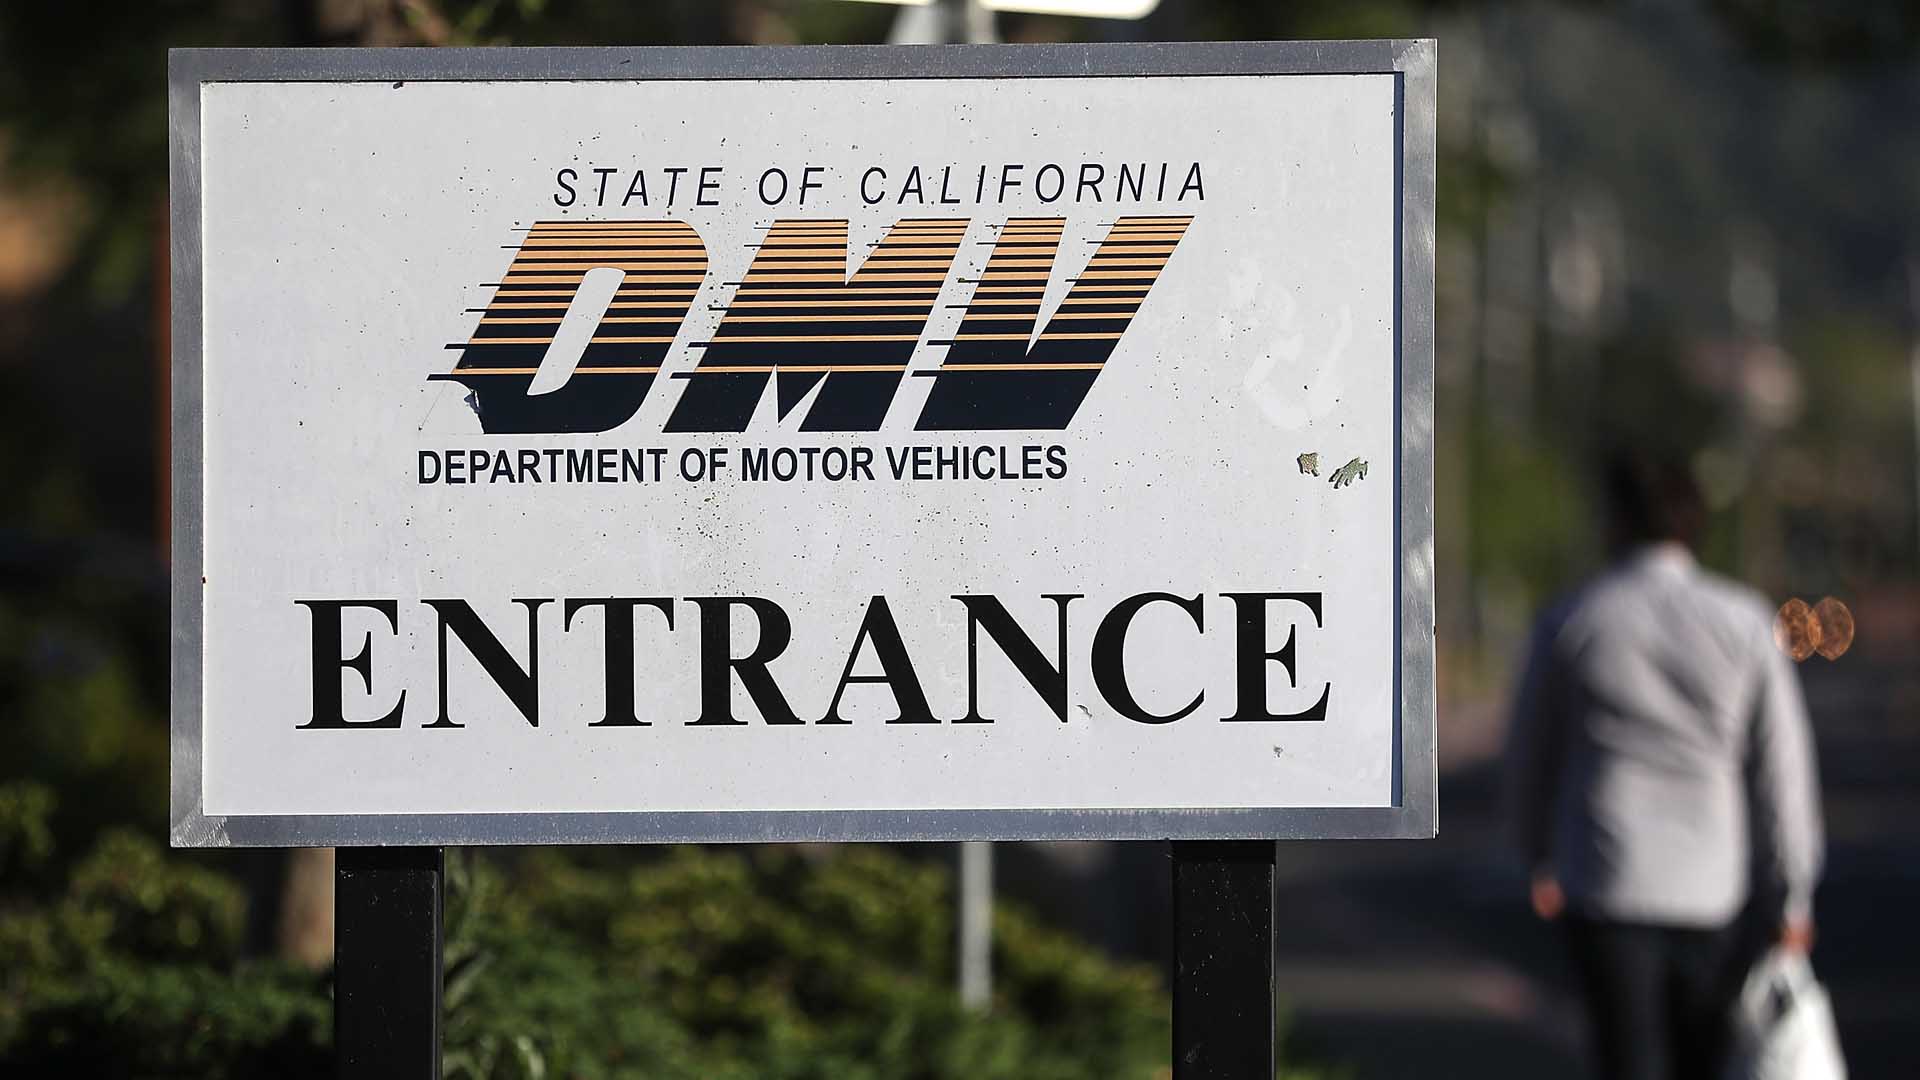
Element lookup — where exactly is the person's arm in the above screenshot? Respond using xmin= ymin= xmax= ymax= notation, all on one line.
xmin=1745 ymin=629 xmax=1825 ymax=941
xmin=1504 ymin=613 xmax=1569 ymax=913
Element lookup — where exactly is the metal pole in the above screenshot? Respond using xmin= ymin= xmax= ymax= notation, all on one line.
xmin=889 ymin=0 xmax=998 ymax=45
xmin=1171 ymin=840 xmax=1277 ymax=1078
xmin=958 ymin=0 xmax=997 ymax=44
xmin=958 ymin=840 xmax=994 ymax=1009
xmin=335 ymin=846 xmax=444 ymax=1079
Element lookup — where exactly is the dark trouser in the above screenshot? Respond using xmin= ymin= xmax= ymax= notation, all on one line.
xmin=1565 ymin=915 xmax=1744 ymax=1080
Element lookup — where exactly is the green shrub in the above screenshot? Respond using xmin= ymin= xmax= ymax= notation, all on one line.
xmin=0 ymin=830 xmax=1186 ymax=1079
xmin=440 ymin=846 xmax=1172 ymax=1080
xmin=1 ymin=959 xmax=330 ymax=1080
xmin=0 ymin=811 xmax=329 ymax=1078
xmin=2 ymin=818 xmax=1334 ymax=1078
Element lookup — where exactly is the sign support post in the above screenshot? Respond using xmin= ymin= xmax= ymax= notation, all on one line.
xmin=334 ymin=847 xmax=445 ymax=1080
xmin=1171 ymin=840 xmax=1277 ymax=1078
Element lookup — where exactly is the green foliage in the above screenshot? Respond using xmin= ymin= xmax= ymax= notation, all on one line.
xmin=2 ymin=960 xmax=331 ymax=1080
xmin=437 ymin=845 xmax=1174 ymax=1079
xmin=0 ymin=581 xmax=170 ymax=871
xmin=0 ymin=821 xmax=329 ymax=1078
xmin=1465 ymin=426 xmax=1586 ymax=593
xmin=0 ymin=782 xmax=56 ymax=888
xmin=2 ymin=824 xmax=1323 ymax=1079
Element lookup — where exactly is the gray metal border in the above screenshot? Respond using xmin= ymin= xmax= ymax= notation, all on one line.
xmin=169 ymin=40 xmax=1437 ymax=848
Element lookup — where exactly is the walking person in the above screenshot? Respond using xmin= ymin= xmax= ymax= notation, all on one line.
xmin=1503 ymin=451 xmax=1825 ymax=1080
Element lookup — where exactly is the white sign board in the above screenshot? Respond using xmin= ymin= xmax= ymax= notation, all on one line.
xmin=169 ymin=43 xmax=1436 ymax=846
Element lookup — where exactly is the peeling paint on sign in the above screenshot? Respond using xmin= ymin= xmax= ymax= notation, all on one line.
xmin=1330 ymin=457 xmax=1368 ymax=489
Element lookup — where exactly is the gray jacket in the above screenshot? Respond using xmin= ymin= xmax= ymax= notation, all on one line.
xmin=1504 ymin=544 xmax=1824 ymax=927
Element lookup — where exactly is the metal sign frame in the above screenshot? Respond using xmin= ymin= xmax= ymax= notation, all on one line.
xmin=168 ymin=40 xmax=1437 ymax=849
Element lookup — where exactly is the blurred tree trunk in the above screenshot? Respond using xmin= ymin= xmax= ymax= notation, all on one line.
xmin=279 ymin=847 xmax=338 ymax=968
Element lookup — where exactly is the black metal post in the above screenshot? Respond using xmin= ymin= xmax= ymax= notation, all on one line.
xmin=1171 ymin=840 xmax=1276 ymax=1079
xmin=335 ymin=846 xmax=444 ymax=1079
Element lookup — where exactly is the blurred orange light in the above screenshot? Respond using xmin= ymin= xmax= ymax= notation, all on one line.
xmin=1774 ymin=598 xmax=1820 ymax=662
xmin=1812 ymin=597 xmax=1854 ymax=661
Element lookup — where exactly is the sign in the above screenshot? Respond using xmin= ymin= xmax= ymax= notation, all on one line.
xmin=168 ymin=42 xmax=1436 ymax=847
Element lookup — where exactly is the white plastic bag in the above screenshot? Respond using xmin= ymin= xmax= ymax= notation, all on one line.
xmin=1724 ymin=949 xmax=1847 ymax=1080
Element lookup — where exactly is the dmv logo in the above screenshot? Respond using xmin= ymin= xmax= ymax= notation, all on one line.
xmin=431 ymin=216 xmax=1191 ymax=434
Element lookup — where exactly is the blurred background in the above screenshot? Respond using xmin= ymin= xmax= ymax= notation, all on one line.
xmin=3 ymin=1 xmax=1917 ymax=1077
